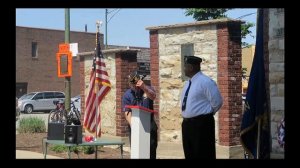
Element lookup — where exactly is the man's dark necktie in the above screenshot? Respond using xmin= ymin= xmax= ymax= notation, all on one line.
xmin=182 ymin=80 xmax=191 ymax=111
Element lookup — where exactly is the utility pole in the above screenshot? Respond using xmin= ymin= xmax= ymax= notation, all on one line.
xmin=105 ymin=9 xmax=108 ymax=49
xmin=65 ymin=8 xmax=71 ymax=112
xmin=105 ymin=9 xmax=121 ymax=49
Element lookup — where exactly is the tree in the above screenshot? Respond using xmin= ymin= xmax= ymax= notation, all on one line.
xmin=242 ymin=68 xmax=247 ymax=79
xmin=185 ymin=8 xmax=233 ymax=20
xmin=241 ymin=22 xmax=255 ymax=47
xmin=184 ymin=8 xmax=255 ymax=47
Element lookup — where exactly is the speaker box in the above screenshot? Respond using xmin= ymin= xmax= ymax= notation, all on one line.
xmin=47 ymin=123 xmax=65 ymax=140
xmin=65 ymin=125 xmax=82 ymax=144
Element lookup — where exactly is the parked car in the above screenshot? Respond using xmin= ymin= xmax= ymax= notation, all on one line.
xmin=16 ymin=97 xmax=20 ymax=121
xmin=18 ymin=91 xmax=65 ymax=113
xmin=71 ymin=95 xmax=81 ymax=113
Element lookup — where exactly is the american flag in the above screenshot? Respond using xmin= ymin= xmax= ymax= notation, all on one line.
xmin=83 ymin=29 xmax=111 ymax=137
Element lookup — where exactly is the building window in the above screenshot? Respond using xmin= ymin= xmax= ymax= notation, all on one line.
xmin=181 ymin=43 xmax=194 ymax=81
xmin=16 ymin=82 xmax=27 ymax=98
xmin=32 ymin=42 xmax=38 ymax=58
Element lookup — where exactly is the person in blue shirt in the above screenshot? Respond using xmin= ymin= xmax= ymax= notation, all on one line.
xmin=122 ymin=71 xmax=158 ymax=159
xmin=181 ymin=56 xmax=223 ymax=159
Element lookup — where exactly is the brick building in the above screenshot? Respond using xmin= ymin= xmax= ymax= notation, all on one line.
xmin=16 ymin=26 xmax=100 ymax=98
xmin=242 ymin=45 xmax=255 ymax=94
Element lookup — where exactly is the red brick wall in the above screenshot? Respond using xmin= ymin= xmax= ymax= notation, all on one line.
xmin=217 ymin=22 xmax=243 ymax=146
xmin=115 ymin=52 xmax=137 ymax=137
xmin=149 ymin=30 xmax=160 ymax=138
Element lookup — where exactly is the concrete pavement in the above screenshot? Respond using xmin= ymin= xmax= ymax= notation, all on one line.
xmin=16 ymin=138 xmax=184 ymax=159
xmin=156 ymin=141 xmax=184 ymax=159
xmin=16 ymin=134 xmax=242 ymax=159
xmin=16 ymin=150 xmax=62 ymax=159
xmin=15 ymin=141 xmax=184 ymax=159
xmin=16 ymin=141 xmax=242 ymax=159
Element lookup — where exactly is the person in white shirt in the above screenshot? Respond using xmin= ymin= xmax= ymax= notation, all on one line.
xmin=181 ymin=56 xmax=223 ymax=159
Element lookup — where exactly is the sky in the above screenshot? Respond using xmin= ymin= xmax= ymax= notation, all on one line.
xmin=16 ymin=8 xmax=257 ymax=48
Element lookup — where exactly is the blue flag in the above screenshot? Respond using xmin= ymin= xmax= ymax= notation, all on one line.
xmin=240 ymin=9 xmax=270 ymax=159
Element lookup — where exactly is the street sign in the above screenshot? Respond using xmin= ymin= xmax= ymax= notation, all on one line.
xmin=56 ymin=52 xmax=72 ymax=77
xmin=59 ymin=43 xmax=70 ymax=52
xmin=70 ymin=43 xmax=78 ymax=57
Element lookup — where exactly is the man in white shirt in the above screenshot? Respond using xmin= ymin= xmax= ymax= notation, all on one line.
xmin=181 ymin=56 xmax=223 ymax=159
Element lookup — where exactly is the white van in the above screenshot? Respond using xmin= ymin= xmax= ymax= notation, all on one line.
xmin=18 ymin=91 xmax=65 ymax=113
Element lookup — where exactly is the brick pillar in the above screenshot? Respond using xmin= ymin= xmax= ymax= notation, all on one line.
xmin=149 ymin=30 xmax=160 ymax=139
xmin=115 ymin=52 xmax=137 ymax=137
xmin=217 ymin=22 xmax=243 ymax=146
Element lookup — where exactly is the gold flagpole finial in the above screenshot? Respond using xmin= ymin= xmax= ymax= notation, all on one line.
xmin=96 ymin=20 xmax=102 ymax=33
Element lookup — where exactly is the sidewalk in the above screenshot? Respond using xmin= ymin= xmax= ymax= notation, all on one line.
xmin=16 ymin=150 xmax=62 ymax=159
xmin=15 ymin=142 xmax=184 ymax=159
xmin=15 ymin=140 xmax=184 ymax=159
xmin=157 ymin=141 xmax=184 ymax=159
xmin=16 ymin=134 xmax=240 ymax=159
xmin=16 ymin=142 xmax=234 ymax=159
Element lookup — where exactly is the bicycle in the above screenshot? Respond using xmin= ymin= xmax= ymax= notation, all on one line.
xmin=68 ymin=99 xmax=81 ymax=125
xmin=48 ymin=99 xmax=81 ymax=125
xmin=48 ymin=99 xmax=67 ymax=124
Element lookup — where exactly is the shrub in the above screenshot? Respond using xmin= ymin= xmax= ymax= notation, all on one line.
xmin=17 ymin=117 xmax=46 ymax=133
xmin=50 ymin=145 xmax=94 ymax=154
xmin=49 ymin=145 xmax=68 ymax=153
xmin=81 ymin=146 xmax=95 ymax=154
xmin=49 ymin=145 xmax=81 ymax=153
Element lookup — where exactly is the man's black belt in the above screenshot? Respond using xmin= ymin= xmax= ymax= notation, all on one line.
xmin=183 ymin=113 xmax=213 ymax=122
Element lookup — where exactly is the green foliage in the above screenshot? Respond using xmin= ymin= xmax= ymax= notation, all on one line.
xmin=49 ymin=145 xmax=96 ymax=154
xmin=241 ymin=22 xmax=255 ymax=39
xmin=71 ymin=146 xmax=80 ymax=154
xmin=241 ymin=22 xmax=255 ymax=47
xmin=17 ymin=117 xmax=46 ymax=133
xmin=185 ymin=8 xmax=232 ymax=21
xmin=49 ymin=145 xmax=68 ymax=153
xmin=242 ymin=68 xmax=247 ymax=79
xmin=184 ymin=8 xmax=255 ymax=47
xmin=80 ymin=146 xmax=95 ymax=154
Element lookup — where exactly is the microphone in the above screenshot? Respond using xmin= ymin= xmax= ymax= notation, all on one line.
xmin=135 ymin=75 xmax=146 ymax=106
xmin=140 ymin=74 xmax=146 ymax=80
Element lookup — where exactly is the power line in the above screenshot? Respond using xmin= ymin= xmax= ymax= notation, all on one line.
xmin=236 ymin=12 xmax=256 ymax=19
xmin=108 ymin=9 xmax=121 ymax=23
xmin=105 ymin=9 xmax=121 ymax=49
xmin=107 ymin=9 xmax=118 ymax=14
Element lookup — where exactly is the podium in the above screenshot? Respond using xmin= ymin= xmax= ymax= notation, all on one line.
xmin=125 ymin=105 xmax=157 ymax=159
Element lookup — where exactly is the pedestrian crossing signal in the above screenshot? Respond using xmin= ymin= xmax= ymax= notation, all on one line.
xmin=56 ymin=52 xmax=72 ymax=77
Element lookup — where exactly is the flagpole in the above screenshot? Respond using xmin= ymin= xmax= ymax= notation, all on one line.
xmin=95 ymin=77 xmax=98 ymax=139
xmin=95 ymin=95 xmax=98 ymax=140
xmin=94 ymin=20 xmax=102 ymax=140
xmin=256 ymin=118 xmax=261 ymax=159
